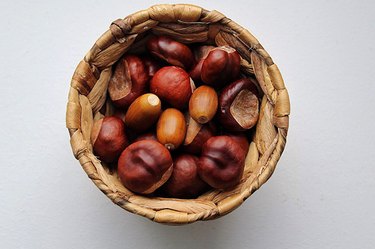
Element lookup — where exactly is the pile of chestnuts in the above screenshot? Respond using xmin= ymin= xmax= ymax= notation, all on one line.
xmin=90 ymin=35 xmax=260 ymax=199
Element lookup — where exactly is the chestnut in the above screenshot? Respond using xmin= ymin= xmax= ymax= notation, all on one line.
xmin=189 ymin=59 xmax=204 ymax=83
xmin=198 ymin=136 xmax=246 ymax=189
xmin=163 ymin=154 xmax=209 ymax=198
xmin=157 ymin=108 xmax=187 ymax=150
xmin=183 ymin=115 xmax=216 ymax=155
xmin=108 ymin=54 xmax=149 ymax=109
xmin=133 ymin=132 xmax=157 ymax=143
xmin=117 ymin=140 xmax=173 ymax=194
xmin=150 ymin=66 xmax=194 ymax=109
xmin=189 ymin=85 xmax=218 ymax=124
xmin=201 ymin=46 xmax=241 ymax=87
xmin=218 ymin=78 xmax=260 ymax=131
xmin=90 ymin=116 xmax=128 ymax=163
xmin=193 ymin=45 xmax=216 ymax=61
xmin=225 ymin=133 xmax=250 ymax=154
xmin=189 ymin=45 xmax=215 ymax=82
xmin=124 ymin=93 xmax=161 ymax=133
xmin=147 ymin=35 xmax=194 ymax=69
xmin=141 ymin=55 xmax=162 ymax=78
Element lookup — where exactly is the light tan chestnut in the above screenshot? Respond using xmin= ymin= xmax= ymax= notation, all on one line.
xmin=124 ymin=93 xmax=161 ymax=132
xmin=157 ymin=108 xmax=186 ymax=150
xmin=189 ymin=86 xmax=218 ymax=124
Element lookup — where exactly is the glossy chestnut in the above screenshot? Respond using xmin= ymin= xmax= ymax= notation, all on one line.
xmin=117 ymin=140 xmax=173 ymax=194
xmin=198 ymin=136 xmax=246 ymax=189
xmin=147 ymin=35 xmax=194 ymax=69
xmin=218 ymin=78 xmax=260 ymax=131
xmin=150 ymin=66 xmax=194 ymax=109
xmin=163 ymin=154 xmax=209 ymax=198
xmin=90 ymin=116 xmax=128 ymax=163
xmin=189 ymin=45 xmax=215 ymax=82
xmin=201 ymin=46 xmax=241 ymax=87
xmin=193 ymin=45 xmax=216 ymax=61
xmin=189 ymin=85 xmax=218 ymax=124
xmin=225 ymin=132 xmax=250 ymax=154
xmin=124 ymin=93 xmax=161 ymax=132
xmin=157 ymin=108 xmax=187 ymax=150
xmin=108 ymin=55 xmax=149 ymax=109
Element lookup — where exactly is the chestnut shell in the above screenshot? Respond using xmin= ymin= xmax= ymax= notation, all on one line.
xmin=108 ymin=55 xmax=149 ymax=109
xmin=218 ymin=78 xmax=260 ymax=131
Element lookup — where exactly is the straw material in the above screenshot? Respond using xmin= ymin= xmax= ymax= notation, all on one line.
xmin=66 ymin=4 xmax=290 ymax=224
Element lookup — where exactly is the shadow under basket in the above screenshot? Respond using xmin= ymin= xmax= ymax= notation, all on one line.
xmin=66 ymin=4 xmax=290 ymax=225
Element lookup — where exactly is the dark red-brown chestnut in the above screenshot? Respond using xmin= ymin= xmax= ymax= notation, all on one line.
xmin=147 ymin=36 xmax=194 ymax=69
xmin=163 ymin=154 xmax=209 ymax=198
xmin=117 ymin=140 xmax=173 ymax=194
xmin=150 ymin=66 xmax=194 ymax=109
xmin=201 ymin=46 xmax=241 ymax=87
xmin=90 ymin=116 xmax=128 ymax=163
xmin=198 ymin=136 xmax=246 ymax=189
xmin=108 ymin=55 xmax=149 ymax=109
xmin=218 ymin=78 xmax=260 ymax=131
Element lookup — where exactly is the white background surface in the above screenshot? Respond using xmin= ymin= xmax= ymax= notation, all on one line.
xmin=1 ymin=0 xmax=374 ymax=248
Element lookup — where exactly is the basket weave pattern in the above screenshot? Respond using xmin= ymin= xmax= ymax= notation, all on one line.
xmin=66 ymin=4 xmax=290 ymax=224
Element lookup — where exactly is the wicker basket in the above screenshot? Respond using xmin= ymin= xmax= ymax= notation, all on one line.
xmin=66 ymin=4 xmax=290 ymax=224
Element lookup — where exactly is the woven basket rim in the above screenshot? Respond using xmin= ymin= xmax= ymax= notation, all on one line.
xmin=66 ymin=3 xmax=290 ymax=224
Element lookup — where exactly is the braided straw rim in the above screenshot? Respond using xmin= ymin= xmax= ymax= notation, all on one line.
xmin=66 ymin=4 xmax=290 ymax=224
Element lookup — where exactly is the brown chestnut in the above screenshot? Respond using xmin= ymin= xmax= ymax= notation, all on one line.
xmin=141 ymin=55 xmax=162 ymax=78
xmin=183 ymin=115 xmax=216 ymax=155
xmin=225 ymin=133 xmax=250 ymax=154
xmin=189 ymin=85 xmax=218 ymax=124
xmin=124 ymin=93 xmax=161 ymax=133
xmin=201 ymin=46 xmax=241 ymax=87
xmin=90 ymin=116 xmax=128 ymax=163
xmin=189 ymin=59 xmax=204 ymax=83
xmin=133 ymin=132 xmax=157 ymax=143
xmin=198 ymin=136 xmax=246 ymax=189
xmin=108 ymin=55 xmax=149 ymax=109
xmin=117 ymin=140 xmax=173 ymax=194
xmin=147 ymin=36 xmax=194 ymax=69
xmin=150 ymin=66 xmax=194 ymax=109
xmin=218 ymin=78 xmax=260 ymax=131
xmin=163 ymin=154 xmax=209 ymax=198
xmin=157 ymin=108 xmax=187 ymax=150
xmin=193 ymin=45 xmax=216 ymax=61
xmin=189 ymin=45 xmax=215 ymax=82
